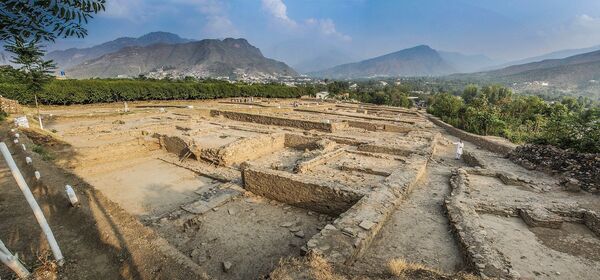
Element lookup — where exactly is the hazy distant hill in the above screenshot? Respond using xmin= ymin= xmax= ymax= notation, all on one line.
xmin=455 ymin=49 xmax=600 ymax=99
xmin=293 ymin=49 xmax=355 ymax=73
xmin=311 ymin=45 xmax=457 ymax=79
xmin=485 ymin=45 xmax=600 ymax=71
xmin=46 ymin=31 xmax=192 ymax=70
xmin=438 ymin=51 xmax=497 ymax=73
xmin=67 ymin=38 xmax=297 ymax=79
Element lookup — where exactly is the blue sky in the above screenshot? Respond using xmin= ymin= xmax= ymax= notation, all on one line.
xmin=52 ymin=0 xmax=600 ymax=65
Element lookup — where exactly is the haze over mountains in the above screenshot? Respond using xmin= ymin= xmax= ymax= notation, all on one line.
xmin=46 ymin=32 xmax=193 ymax=70
xmin=67 ymin=38 xmax=296 ymax=79
xmin=41 ymin=32 xmax=296 ymax=79
xmin=310 ymin=45 xmax=499 ymax=78
xmin=458 ymin=49 xmax=600 ymax=98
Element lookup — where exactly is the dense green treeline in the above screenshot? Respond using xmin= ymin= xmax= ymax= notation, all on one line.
xmin=0 ymin=78 xmax=314 ymax=105
xmin=427 ymin=84 xmax=600 ymax=153
xmin=320 ymin=80 xmax=413 ymax=108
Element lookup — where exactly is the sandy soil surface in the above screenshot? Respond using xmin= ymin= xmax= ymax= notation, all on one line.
xmin=154 ymin=195 xmax=332 ymax=279
xmin=479 ymin=215 xmax=600 ymax=279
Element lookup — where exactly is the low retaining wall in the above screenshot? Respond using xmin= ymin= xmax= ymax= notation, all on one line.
xmin=294 ymin=148 xmax=346 ymax=173
xmin=210 ymin=110 xmax=347 ymax=132
xmin=426 ymin=114 xmax=515 ymax=156
xmin=294 ymin=108 xmax=418 ymax=125
xmin=201 ymin=133 xmax=286 ymax=166
xmin=242 ymin=166 xmax=362 ymax=216
xmin=306 ymin=155 xmax=428 ymax=265
xmin=357 ymin=144 xmax=414 ymax=157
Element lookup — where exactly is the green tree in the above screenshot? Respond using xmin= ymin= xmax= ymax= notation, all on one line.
xmin=5 ymin=38 xmax=55 ymax=93
xmin=0 ymin=0 xmax=106 ymax=41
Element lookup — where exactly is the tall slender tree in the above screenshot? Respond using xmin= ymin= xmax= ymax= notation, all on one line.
xmin=1 ymin=0 xmax=105 ymax=128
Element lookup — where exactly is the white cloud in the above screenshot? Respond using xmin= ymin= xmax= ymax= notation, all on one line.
xmin=572 ymin=14 xmax=600 ymax=30
xmin=261 ymin=0 xmax=296 ymax=27
xmin=261 ymin=0 xmax=350 ymax=41
xmin=305 ymin=18 xmax=351 ymax=41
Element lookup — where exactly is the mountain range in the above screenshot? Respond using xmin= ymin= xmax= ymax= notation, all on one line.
xmin=66 ymin=38 xmax=296 ymax=79
xmin=310 ymin=45 xmax=458 ymax=78
xmin=46 ymin=32 xmax=193 ymax=70
xmin=485 ymin=44 xmax=600 ymax=71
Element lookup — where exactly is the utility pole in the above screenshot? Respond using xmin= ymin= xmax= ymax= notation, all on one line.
xmin=34 ymin=94 xmax=43 ymax=130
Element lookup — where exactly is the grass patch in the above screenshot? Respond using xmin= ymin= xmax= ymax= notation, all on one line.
xmin=32 ymin=144 xmax=55 ymax=161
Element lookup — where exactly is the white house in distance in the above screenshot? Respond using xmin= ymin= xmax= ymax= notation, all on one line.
xmin=316 ymin=91 xmax=330 ymax=99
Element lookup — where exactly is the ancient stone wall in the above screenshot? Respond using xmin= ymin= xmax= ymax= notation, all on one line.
xmin=156 ymin=134 xmax=191 ymax=157
xmin=210 ymin=110 xmax=345 ymax=132
xmin=426 ymin=114 xmax=516 ymax=155
xmin=242 ymin=166 xmax=363 ymax=216
xmin=306 ymin=155 xmax=429 ymax=265
xmin=212 ymin=133 xmax=286 ymax=166
xmin=0 ymin=97 xmax=22 ymax=114
xmin=294 ymin=148 xmax=346 ymax=173
xmin=509 ymin=144 xmax=599 ymax=193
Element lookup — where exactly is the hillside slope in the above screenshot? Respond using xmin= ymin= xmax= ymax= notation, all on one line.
xmin=311 ymin=45 xmax=456 ymax=79
xmin=46 ymin=31 xmax=192 ymax=70
xmin=67 ymin=38 xmax=297 ymax=79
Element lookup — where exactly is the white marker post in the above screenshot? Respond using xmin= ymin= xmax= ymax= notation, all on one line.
xmin=0 ymin=143 xmax=64 ymax=265
xmin=0 ymin=239 xmax=30 ymax=278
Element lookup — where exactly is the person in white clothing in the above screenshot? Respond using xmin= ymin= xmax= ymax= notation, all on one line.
xmin=454 ymin=139 xmax=464 ymax=159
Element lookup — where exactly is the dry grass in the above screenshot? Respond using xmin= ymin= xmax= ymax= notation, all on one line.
xmin=387 ymin=258 xmax=480 ymax=280
xmin=270 ymin=253 xmax=345 ymax=280
xmin=387 ymin=258 xmax=431 ymax=276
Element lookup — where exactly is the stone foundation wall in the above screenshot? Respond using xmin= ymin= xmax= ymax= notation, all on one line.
xmin=242 ymin=166 xmax=362 ymax=216
xmin=357 ymin=144 xmax=413 ymax=157
xmin=294 ymin=148 xmax=346 ymax=173
xmin=209 ymin=133 xmax=286 ymax=166
xmin=210 ymin=110 xmax=346 ymax=132
xmin=157 ymin=134 xmax=192 ymax=157
xmin=0 ymin=97 xmax=22 ymax=114
xmin=584 ymin=211 xmax=600 ymax=236
xmin=306 ymin=155 xmax=428 ymax=265
xmin=426 ymin=114 xmax=516 ymax=156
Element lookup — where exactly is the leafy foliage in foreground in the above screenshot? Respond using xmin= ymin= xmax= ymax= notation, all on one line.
xmin=0 ymin=0 xmax=106 ymax=42
xmin=427 ymin=84 xmax=600 ymax=153
xmin=0 ymin=77 xmax=315 ymax=105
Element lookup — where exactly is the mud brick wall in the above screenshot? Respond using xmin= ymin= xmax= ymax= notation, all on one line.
xmin=210 ymin=110 xmax=344 ymax=132
xmin=426 ymin=114 xmax=515 ymax=156
xmin=242 ymin=166 xmax=363 ymax=216
xmin=0 ymin=97 xmax=22 ymax=114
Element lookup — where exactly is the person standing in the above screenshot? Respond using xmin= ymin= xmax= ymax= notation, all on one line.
xmin=454 ymin=139 xmax=464 ymax=159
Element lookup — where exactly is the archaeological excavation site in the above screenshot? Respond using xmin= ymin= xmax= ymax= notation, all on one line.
xmin=0 ymin=97 xmax=599 ymax=279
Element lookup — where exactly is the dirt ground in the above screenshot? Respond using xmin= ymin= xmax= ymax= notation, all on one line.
xmin=1 ymin=98 xmax=598 ymax=279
